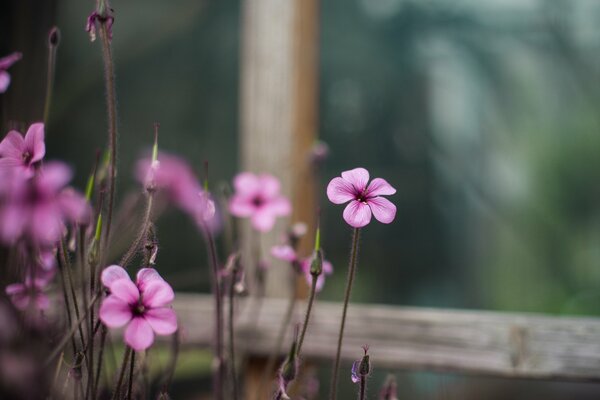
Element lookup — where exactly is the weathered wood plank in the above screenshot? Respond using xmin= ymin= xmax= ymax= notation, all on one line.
xmin=172 ymin=293 xmax=600 ymax=382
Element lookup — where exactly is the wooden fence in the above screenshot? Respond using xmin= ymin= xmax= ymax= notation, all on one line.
xmin=172 ymin=293 xmax=600 ymax=382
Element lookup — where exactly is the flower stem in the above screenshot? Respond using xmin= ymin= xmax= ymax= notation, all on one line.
xmin=93 ymin=326 xmax=108 ymax=399
xmin=228 ymin=265 xmax=239 ymax=400
xmin=359 ymin=376 xmax=366 ymax=400
xmin=206 ymin=230 xmax=224 ymax=400
xmin=111 ymin=346 xmax=131 ymax=400
xmin=329 ymin=227 xmax=361 ymax=400
xmin=256 ymin=271 xmax=298 ymax=400
xmin=98 ymin=21 xmax=118 ymax=253
xmin=297 ymin=272 xmax=318 ymax=356
xmin=119 ymin=193 xmax=154 ymax=268
xmin=43 ymin=28 xmax=59 ymax=125
xmin=127 ymin=350 xmax=135 ymax=400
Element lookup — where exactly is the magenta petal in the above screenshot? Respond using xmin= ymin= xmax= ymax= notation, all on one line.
xmin=144 ymin=307 xmax=177 ymax=335
xmin=229 ymin=196 xmax=254 ymax=217
xmin=0 ymin=71 xmax=10 ymax=93
xmin=136 ymin=268 xmax=163 ymax=292
xmin=368 ymin=196 xmax=396 ymax=224
xmin=110 ymin=279 xmax=140 ymax=304
xmin=39 ymin=162 xmax=72 ymax=191
xmin=341 ymin=168 xmax=369 ymax=192
xmin=0 ymin=205 xmax=25 ymax=244
xmin=101 ymin=265 xmax=129 ymax=288
xmin=251 ymin=209 xmax=277 ymax=232
xmin=99 ymin=296 xmax=133 ymax=328
xmin=258 ymin=174 xmax=281 ymax=199
xmin=59 ymin=188 xmax=91 ymax=224
xmin=5 ymin=283 xmax=25 ymax=296
xmin=323 ymin=259 xmax=334 ymax=275
xmin=0 ymin=131 xmax=24 ymax=159
xmin=30 ymin=204 xmax=63 ymax=245
xmin=124 ymin=317 xmax=155 ymax=351
xmin=0 ymin=52 xmax=22 ymax=70
xmin=23 ymin=123 xmax=45 ymax=163
xmin=233 ymin=172 xmax=260 ymax=197
xmin=366 ymin=178 xmax=396 ymax=197
xmin=271 ymin=245 xmax=297 ymax=262
xmin=342 ymin=200 xmax=372 ymax=228
xmin=327 ymin=177 xmax=356 ymax=204
xmin=35 ymin=293 xmax=50 ymax=310
xmin=142 ymin=280 xmax=174 ymax=308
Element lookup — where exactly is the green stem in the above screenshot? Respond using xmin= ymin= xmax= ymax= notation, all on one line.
xmin=297 ymin=272 xmax=318 ymax=356
xmin=329 ymin=228 xmax=361 ymax=400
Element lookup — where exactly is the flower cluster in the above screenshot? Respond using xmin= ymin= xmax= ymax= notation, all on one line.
xmin=99 ymin=265 xmax=177 ymax=351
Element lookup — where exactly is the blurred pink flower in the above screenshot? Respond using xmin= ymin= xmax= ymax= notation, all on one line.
xmin=271 ymin=245 xmax=333 ymax=292
xmin=135 ymin=152 xmax=215 ymax=226
xmin=0 ymin=162 xmax=90 ymax=246
xmin=0 ymin=123 xmax=45 ymax=178
xmin=5 ymin=275 xmax=52 ymax=311
xmin=99 ymin=265 xmax=177 ymax=351
xmin=229 ymin=172 xmax=291 ymax=232
xmin=0 ymin=52 xmax=22 ymax=93
xmin=327 ymin=167 xmax=396 ymax=228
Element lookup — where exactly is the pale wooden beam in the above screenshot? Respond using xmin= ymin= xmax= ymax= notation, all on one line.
xmin=172 ymin=293 xmax=600 ymax=382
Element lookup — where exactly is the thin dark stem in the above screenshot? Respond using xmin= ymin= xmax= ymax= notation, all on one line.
xmin=256 ymin=272 xmax=298 ymax=400
xmin=120 ymin=194 xmax=154 ymax=268
xmin=111 ymin=347 xmax=132 ymax=400
xmin=127 ymin=350 xmax=135 ymax=400
xmin=329 ymin=228 xmax=361 ymax=400
xmin=60 ymin=240 xmax=86 ymax=349
xmin=206 ymin=230 xmax=224 ymax=400
xmin=297 ymin=272 xmax=318 ymax=356
xmin=98 ymin=22 xmax=118 ymax=254
xmin=228 ymin=268 xmax=239 ymax=400
xmin=57 ymin=253 xmax=78 ymax=356
xmin=43 ymin=34 xmax=58 ymax=124
xmin=93 ymin=326 xmax=108 ymax=399
xmin=359 ymin=376 xmax=366 ymax=400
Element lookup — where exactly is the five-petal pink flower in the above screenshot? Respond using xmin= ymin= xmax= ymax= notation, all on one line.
xmin=229 ymin=172 xmax=291 ymax=232
xmin=99 ymin=265 xmax=178 ymax=351
xmin=0 ymin=123 xmax=45 ymax=178
xmin=327 ymin=167 xmax=396 ymax=228
xmin=0 ymin=52 xmax=22 ymax=93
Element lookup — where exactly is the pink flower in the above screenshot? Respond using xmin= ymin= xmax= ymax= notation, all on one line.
xmin=271 ymin=245 xmax=333 ymax=292
xmin=229 ymin=172 xmax=291 ymax=232
xmin=0 ymin=52 xmax=22 ymax=93
xmin=0 ymin=162 xmax=91 ymax=246
xmin=135 ymin=152 xmax=215 ymax=226
xmin=327 ymin=167 xmax=396 ymax=228
xmin=99 ymin=265 xmax=177 ymax=351
xmin=5 ymin=274 xmax=53 ymax=311
xmin=0 ymin=123 xmax=45 ymax=178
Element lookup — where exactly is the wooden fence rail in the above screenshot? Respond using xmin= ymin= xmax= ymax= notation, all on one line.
xmin=172 ymin=294 xmax=600 ymax=382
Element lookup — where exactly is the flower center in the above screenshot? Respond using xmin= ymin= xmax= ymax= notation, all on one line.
xmin=252 ymin=196 xmax=265 ymax=208
xmin=132 ymin=303 xmax=146 ymax=316
xmin=355 ymin=190 xmax=368 ymax=203
xmin=22 ymin=151 xmax=32 ymax=164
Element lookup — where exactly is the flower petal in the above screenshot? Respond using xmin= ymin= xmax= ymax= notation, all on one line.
xmin=251 ymin=209 xmax=277 ymax=232
xmin=124 ymin=317 xmax=155 ymax=351
xmin=144 ymin=307 xmax=177 ymax=335
xmin=109 ymin=279 xmax=140 ymax=304
xmin=142 ymin=279 xmax=174 ymax=308
xmin=23 ymin=123 xmax=45 ymax=163
xmin=0 ymin=71 xmax=10 ymax=93
xmin=263 ymin=196 xmax=291 ymax=216
xmin=271 ymin=245 xmax=297 ymax=262
xmin=368 ymin=196 xmax=396 ymax=224
xmin=35 ymin=293 xmax=50 ymax=310
xmin=366 ymin=178 xmax=396 ymax=197
xmin=0 ymin=52 xmax=22 ymax=70
xmin=341 ymin=168 xmax=369 ymax=192
xmin=342 ymin=200 xmax=372 ymax=228
xmin=0 ymin=131 xmax=24 ymax=159
xmin=258 ymin=174 xmax=281 ymax=199
xmin=38 ymin=162 xmax=72 ymax=192
xmin=99 ymin=295 xmax=132 ymax=328
xmin=327 ymin=177 xmax=356 ymax=204
xmin=136 ymin=268 xmax=163 ymax=291
xmin=233 ymin=172 xmax=260 ymax=197
xmin=59 ymin=188 xmax=91 ymax=224
xmin=228 ymin=195 xmax=254 ymax=217
xmin=101 ymin=265 xmax=129 ymax=288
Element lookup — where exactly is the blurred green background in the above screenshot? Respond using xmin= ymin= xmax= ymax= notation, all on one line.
xmin=2 ymin=0 xmax=600 ymax=398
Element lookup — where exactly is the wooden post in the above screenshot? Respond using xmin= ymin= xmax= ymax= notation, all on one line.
xmin=239 ymin=0 xmax=319 ymax=397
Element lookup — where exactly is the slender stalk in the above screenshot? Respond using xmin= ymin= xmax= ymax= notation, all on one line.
xmin=57 ymin=249 xmax=78 ymax=356
xmin=297 ymin=272 xmax=318 ymax=356
xmin=60 ymin=240 xmax=86 ymax=349
xmin=228 ymin=266 xmax=239 ymax=400
xmin=93 ymin=326 xmax=108 ymax=399
xmin=359 ymin=376 xmax=366 ymax=400
xmin=206 ymin=230 xmax=224 ymax=400
xmin=43 ymin=27 xmax=59 ymax=124
xmin=127 ymin=350 xmax=135 ymax=400
xmin=256 ymin=272 xmax=298 ymax=400
xmin=111 ymin=347 xmax=132 ymax=400
xmin=120 ymin=194 xmax=154 ymax=268
xmin=98 ymin=21 xmax=118 ymax=253
xmin=329 ymin=228 xmax=361 ymax=400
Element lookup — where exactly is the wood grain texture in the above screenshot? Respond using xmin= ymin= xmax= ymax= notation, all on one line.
xmin=172 ymin=293 xmax=600 ymax=382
